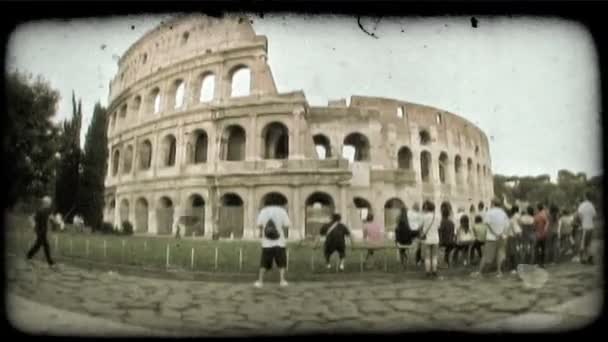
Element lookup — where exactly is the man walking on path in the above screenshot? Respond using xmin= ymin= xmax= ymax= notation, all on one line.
xmin=26 ymin=196 xmax=58 ymax=270
xmin=577 ymin=193 xmax=597 ymax=265
xmin=472 ymin=198 xmax=509 ymax=278
xmin=254 ymin=205 xmax=290 ymax=288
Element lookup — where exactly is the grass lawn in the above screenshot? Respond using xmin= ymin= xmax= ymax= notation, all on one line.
xmin=6 ymin=229 xmax=417 ymax=276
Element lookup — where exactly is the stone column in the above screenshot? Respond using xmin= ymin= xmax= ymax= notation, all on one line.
xmin=132 ymin=138 xmax=139 ymax=177
xmin=175 ymin=122 xmax=185 ymax=172
xmin=339 ymin=185 xmax=348 ymax=226
xmin=247 ymin=115 xmax=258 ymax=161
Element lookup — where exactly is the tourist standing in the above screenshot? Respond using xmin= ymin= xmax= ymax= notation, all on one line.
xmin=454 ymin=215 xmax=475 ymax=266
xmin=471 ymin=215 xmax=486 ymax=264
xmin=363 ymin=213 xmax=384 ymax=268
xmin=420 ymin=200 xmax=440 ymax=278
xmin=546 ymin=204 xmax=560 ymax=264
xmin=408 ymin=202 xmax=424 ymax=266
xmin=519 ymin=206 xmax=536 ymax=264
xmin=577 ymin=193 xmax=597 ymax=264
xmin=254 ymin=205 xmax=291 ymax=288
xmin=438 ymin=206 xmax=456 ymax=268
xmin=505 ymin=205 xmax=522 ymax=273
xmin=320 ymin=213 xmax=354 ymax=271
xmin=395 ymin=206 xmax=416 ymax=267
xmin=558 ymin=209 xmax=575 ymax=258
xmin=26 ymin=196 xmax=58 ymax=269
xmin=533 ymin=203 xmax=549 ymax=268
xmin=472 ymin=198 xmax=509 ymax=278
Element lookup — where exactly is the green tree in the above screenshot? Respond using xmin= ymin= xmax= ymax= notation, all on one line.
xmin=54 ymin=92 xmax=83 ymax=221
xmin=4 ymin=71 xmax=61 ymax=209
xmin=79 ymin=102 xmax=108 ymax=230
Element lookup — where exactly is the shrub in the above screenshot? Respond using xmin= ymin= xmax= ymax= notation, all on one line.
xmin=121 ymin=220 xmax=134 ymax=235
xmin=100 ymin=222 xmax=114 ymax=234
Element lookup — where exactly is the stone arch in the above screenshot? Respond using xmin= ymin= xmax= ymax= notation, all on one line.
xmin=156 ymin=196 xmax=174 ymax=235
xmin=260 ymin=192 xmax=288 ymax=209
xmin=131 ymin=95 xmax=142 ymax=116
xmin=419 ymin=129 xmax=431 ymax=145
xmin=112 ymin=148 xmax=120 ymax=176
xmin=467 ymin=158 xmax=473 ymax=184
xmin=160 ymin=134 xmax=177 ymax=167
xmin=454 ymin=155 xmax=463 ymax=184
xmin=420 ymin=150 xmax=432 ymax=183
xmin=183 ymin=193 xmax=205 ymax=237
xmin=397 ymin=146 xmax=412 ymax=170
xmin=218 ymin=193 xmax=244 ymax=238
xmin=262 ymin=122 xmax=289 ymax=160
xmin=147 ymin=87 xmax=161 ymax=114
xmin=135 ymin=197 xmax=149 ymax=233
xmin=119 ymin=199 xmax=130 ymax=224
xmin=122 ymin=145 xmax=134 ymax=174
xmin=108 ymin=199 xmax=116 ymax=226
xmin=439 ymin=151 xmax=449 ymax=184
xmin=313 ymin=134 xmax=332 ymax=159
xmin=192 ymin=129 xmax=208 ymax=164
xmin=230 ymin=65 xmax=251 ymax=97
xmin=118 ymin=103 xmax=128 ymax=121
xmin=199 ymin=72 xmax=215 ymax=102
xmin=343 ymin=132 xmax=371 ymax=162
xmin=221 ymin=125 xmax=246 ymax=161
xmin=305 ymin=192 xmax=335 ymax=237
xmin=138 ymin=139 xmax=152 ymax=170
xmin=171 ymin=79 xmax=186 ymax=109
xmin=353 ymin=197 xmax=372 ymax=221
xmin=476 ymin=163 xmax=481 ymax=185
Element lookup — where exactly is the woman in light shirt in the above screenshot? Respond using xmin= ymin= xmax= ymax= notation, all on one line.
xmin=363 ymin=213 xmax=384 ymax=268
xmin=454 ymin=215 xmax=475 ymax=266
xmin=420 ymin=200 xmax=440 ymax=278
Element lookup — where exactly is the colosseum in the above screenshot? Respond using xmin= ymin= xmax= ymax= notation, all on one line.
xmin=103 ymin=14 xmax=494 ymax=240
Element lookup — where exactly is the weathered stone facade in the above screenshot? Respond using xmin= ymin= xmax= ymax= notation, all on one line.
xmin=103 ymin=14 xmax=494 ymax=239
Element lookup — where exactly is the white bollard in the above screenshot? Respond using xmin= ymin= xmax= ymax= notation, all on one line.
xmin=86 ymin=239 xmax=90 ymax=257
xmin=69 ymin=238 xmax=73 ymax=255
xmin=166 ymin=244 xmax=170 ymax=268
xmin=214 ymin=247 xmax=218 ymax=270
xmin=103 ymin=240 xmax=107 ymax=259
xmin=191 ymin=247 xmax=195 ymax=270
xmin=286 ymin=249 xmax=290 ymax=271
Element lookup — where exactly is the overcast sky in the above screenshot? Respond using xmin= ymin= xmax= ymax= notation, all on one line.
xmin=6 ymin=14 xmax=602 ymax=180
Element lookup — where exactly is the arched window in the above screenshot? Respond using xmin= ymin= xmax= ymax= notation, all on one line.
xmin=230 ymin=66 xmax=251 ymax=97
xmin=139 ymin=140 xmax=152 ymax=170
xmin=467 ymin=158 xmax=473 ymax=184
xmin=132 ymin=96 xmax=142 ymax=116
xmin=454 ymin=155 xmax=463 ymax=184
xmin=119 ymin=199 xmax=130 ymax=223
xmin=353 ymin=197 xmax=372 ymax=220
xmin=119 ymin=104 xmax=128 ymax=120
xmin=112 ymin=149 xmax=120 ymax=176
xmin=161 ymin=135 xmax=177 ymax=167
xmin=397 ymin=107 xmax=404 ymax=119
xmin=135 ymin=197 xmax=149 ymax=233
xmin=420 ymin=151 xmax=431 ymax=183
xmin=313 ymin=134 xmax=332 ymax=159
xmin=174 ymin=80 xmax=186 ymax=109
xmin=199 ymin=73 xmax=215 ymax=102
xmin=147 ymin=88 xmax=161 ymax=114
xmin=342 ymin=132 xmax=370 ymax=162
xmin=262 ymin=122 xmax=289 ymax=159
xmin=475 ymin=145 xmax=480 ymax=156
xmin=193 ymin=130 xmax=208 ymax=163
xmin=439 ymin=152 xmax=448 ymax=184
xmin=181 ymin=31 xmax=190 ymax=45
xmin=261 ymin=192 xmax=288 ymax=209
xmin=122 ymin=145 xmax=133 ymax=174
xmin=156 ymin=196 xmax=174 ymax=235
xmin=419 ymin=129 xmax=431 ymax=145
xmin=304 ymin=192 xmax=335 ymax=237
xmin=397 ymin=146 xmax=412 ymax=170
xmin=476 ymin=163 xmax=481 ymax=184
xmin=436 ymin=113 xmax=442 ymax=124
xmin=221 ymin=125 xmax=246 ymax=161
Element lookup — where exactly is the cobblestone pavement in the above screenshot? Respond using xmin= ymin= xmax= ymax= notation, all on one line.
xmin=5 ymin=256 xmax=602 ymax=336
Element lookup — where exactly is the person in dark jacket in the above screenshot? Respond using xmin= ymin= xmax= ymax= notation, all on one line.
xmin=319 ymin=213 xmax=354 ymax=271
xmin=26 ymin=196 xmax=58 ymax=269
xmin=438 ymin=206 xmax=456 ymax=267
xmin=395 ymin=206 xmax=417 ymax=267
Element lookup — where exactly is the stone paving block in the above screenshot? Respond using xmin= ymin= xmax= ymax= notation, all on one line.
xmin=357 ymin=299 xmax=391 ymax=314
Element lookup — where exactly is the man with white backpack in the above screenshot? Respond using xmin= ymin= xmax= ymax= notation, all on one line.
xmin=254 ymin=205 xmax=291 ymax=288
